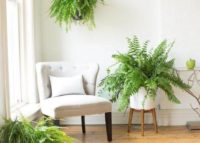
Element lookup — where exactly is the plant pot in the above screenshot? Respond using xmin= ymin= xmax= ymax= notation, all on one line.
xmin=130 ymin=87 xmax=156 ymax=110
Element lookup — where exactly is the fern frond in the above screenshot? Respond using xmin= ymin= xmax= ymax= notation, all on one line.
xmin=157 ymin=77 xmax=181 ymax=103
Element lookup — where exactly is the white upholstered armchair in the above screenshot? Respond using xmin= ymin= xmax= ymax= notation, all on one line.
xmin=36 ymin=62 xmax=112 ymax=141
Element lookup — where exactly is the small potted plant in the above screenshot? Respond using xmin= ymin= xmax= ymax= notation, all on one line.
xmin=186 ymin=58 xmax=196 ymax=70
xmin=50 ymin=0 xmax=104 ymax=30
xmin=99 ymin=36 xmax=190 ymax=111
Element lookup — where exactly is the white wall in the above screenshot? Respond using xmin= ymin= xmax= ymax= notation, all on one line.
xmin=159 ymin=0 xmax=200 ymax=109
xmin=161 ymin=0 xmax=200 ymax=67
xmin=34 ymin=0 xmax=42 ymax=62
xmin=35 ymin=0 xmax=200 ymax=125
xmin=40 ymin=0 xmax=160 ymax=63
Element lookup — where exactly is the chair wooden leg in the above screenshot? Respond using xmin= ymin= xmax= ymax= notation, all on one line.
xmin=81 ymin=116 xmax=86 ymax=134
xmin=128 ymin=108 xmax=134 ymax=132
xmin=54 ymin=119 xmax=60 ymax=126
xmin=43 ymin=114 xmax=60 ymax=126
xmin=105 ymin=112 xmax=112 ymax=141
xmin=141 ymin=110 xmax=144 ymax=136
xmin=152 ymin=108 xmax=158 ymax=133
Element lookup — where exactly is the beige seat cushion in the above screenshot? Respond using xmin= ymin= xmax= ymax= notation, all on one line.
xmin=41 ymin=95 xmax=112 ymax=119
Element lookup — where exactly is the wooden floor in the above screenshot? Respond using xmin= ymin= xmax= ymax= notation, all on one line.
xmin=62 ymin=125 xmax=200 ymax=143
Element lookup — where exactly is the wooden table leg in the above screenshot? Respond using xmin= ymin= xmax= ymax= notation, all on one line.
xmin=128 ymin=108 xmax=134 ymax=132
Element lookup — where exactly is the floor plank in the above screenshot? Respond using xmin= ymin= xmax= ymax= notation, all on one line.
xmin=62 ymin=125 xmax=200 ymax=143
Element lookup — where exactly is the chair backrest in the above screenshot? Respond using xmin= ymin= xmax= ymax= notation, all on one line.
xmin=36 ymin=62 xmax=99 ymax=101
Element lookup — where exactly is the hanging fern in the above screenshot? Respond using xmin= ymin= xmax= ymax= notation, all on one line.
xmin=99 ymin=36 xmax=190 ymax=111
xmin=50 ymin=0 xmax=104 ymax=30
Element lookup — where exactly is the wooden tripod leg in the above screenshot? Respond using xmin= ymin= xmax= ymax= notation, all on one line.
xmin=141 ymin=110 xmax=144 ymax=136
xmin=152 ymin=108 xmax=158 ymax=133
xmin=128 ymin=108 xmax=134 ymax=132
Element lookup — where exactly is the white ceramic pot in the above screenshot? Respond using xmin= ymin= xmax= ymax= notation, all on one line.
xmin=130 ymin=87 xmax=156 ymax=110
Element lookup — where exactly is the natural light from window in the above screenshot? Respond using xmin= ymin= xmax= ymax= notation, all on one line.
xmin=6 ymin=0 xmax=23 ymax=108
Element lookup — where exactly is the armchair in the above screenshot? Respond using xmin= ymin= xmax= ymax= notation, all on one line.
xmin=36 ymin=62 xmax=112 ymax=141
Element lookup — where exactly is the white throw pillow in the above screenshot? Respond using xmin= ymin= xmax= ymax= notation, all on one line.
xmin=50 ymin=75 xmax=86 ymax=97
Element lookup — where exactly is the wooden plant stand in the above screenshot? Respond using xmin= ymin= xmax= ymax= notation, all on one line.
xmin=127 ymin=108 xmax=158 ymax=136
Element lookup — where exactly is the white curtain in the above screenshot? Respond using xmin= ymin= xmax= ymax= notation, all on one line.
xmin=0 ymin=0 xmax=11 ymax=123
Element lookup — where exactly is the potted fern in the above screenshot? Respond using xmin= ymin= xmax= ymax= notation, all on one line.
xmin=99 ymin=36 xmax=190 ymax=111
xmin=50 ymin=0 xmax=104 ymax=30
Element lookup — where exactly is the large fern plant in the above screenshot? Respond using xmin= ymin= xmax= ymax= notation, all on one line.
xmin=99 ymin=36 xmax=190 ymax=111
xmin=50 ymin=0 xmax=103 ymax=30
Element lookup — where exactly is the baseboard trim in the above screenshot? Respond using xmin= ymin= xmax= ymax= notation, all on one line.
xmin=60 ymin=109 xmax=200 ymax=126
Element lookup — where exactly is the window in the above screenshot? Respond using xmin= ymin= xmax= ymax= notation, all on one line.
xmin=6 ymin=0 xmax=26 ymax=108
